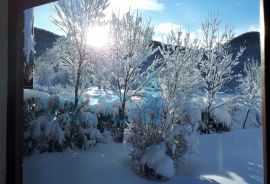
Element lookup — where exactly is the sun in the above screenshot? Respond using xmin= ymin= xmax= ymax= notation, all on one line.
xmin=86 ymin=26 xmax=109 ymax=48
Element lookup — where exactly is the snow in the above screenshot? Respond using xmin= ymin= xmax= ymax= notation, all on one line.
xmin=23 ymin=128 xmax=263 ymax=184
xmin=24 ymin=89 xmax=50 ymax=104
xmin=31 ymin=115 xmax=51 ymax=138
xmin=211 ymin=107 xmax=231 ymax=125
xmin=30 ymin=115 xmax=66 ymax=145
xmin=79 ymin=112 xmax=98 ymax=127
xmin=24 ymin=88 xmax=261 ymax=132
xmin=141 ymin=144 xmax=175 ymax=179
xmin=102 ymin=131 xmax=113 ymax=143
xmin=23 ymin=8 xmax=35 ymax=63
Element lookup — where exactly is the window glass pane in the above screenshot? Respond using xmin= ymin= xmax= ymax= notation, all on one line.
xmin=23 ymin=1 xmax=263 ymax=183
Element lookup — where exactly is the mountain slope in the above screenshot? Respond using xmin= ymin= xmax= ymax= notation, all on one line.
xmin=224 ymin=31 xmax=260 ymax=91
xmin=34 ymin=27 xmax=61 ymax=58
xmin=33 ymin=28 xmax=260 ymax=92
xmin=149 ymin=32 xmax=261 ymax=92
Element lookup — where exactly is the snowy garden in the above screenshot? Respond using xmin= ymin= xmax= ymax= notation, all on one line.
xmin=23 ymin=0 xmax=263 ymax=183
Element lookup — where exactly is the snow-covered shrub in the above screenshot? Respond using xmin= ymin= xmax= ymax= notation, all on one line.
xmin=124 ymin=102 xmax=199 ymax=180
xmin=199 ymin=109 xmax=231 ymax=134
xmin=124 ymin=114 xmax=164 ymax=175
xmin=24 ymin=97 xmax=46 ymax=155
xmin=32 ymin=115 xmax=66 ymax=153
xmin=165 ymin=134 xmax=188 ymax=162
xmin=141 ymin=145 xmax=175 ymax=180
xmin=96 ymin=113 xmax=125 ymax=142
xmin=69 ymin=105 xmax=105 ymax=149
xmin=164 ymin=123 xmax=199 ymax=163
xmin=197 ymin=96 xmax=240 ymax=134
xmin=23 ymin=95 xmax=69 ymax=155
xmin=95 ymin=104 xmax=125 ymax=143
xmin=23 ymin=90 xmax=105 ymax=155
xmin=228 ymin=102 xmax=261 ymax=130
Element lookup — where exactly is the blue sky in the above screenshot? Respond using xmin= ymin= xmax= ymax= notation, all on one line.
xmin=33 ymin=0 xmax=259 ymax=40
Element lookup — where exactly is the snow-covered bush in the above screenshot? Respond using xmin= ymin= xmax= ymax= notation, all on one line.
xmin=125 ymin=121 xmax=198 ymax=180
xmin=199 ymin=109 xmax=231 ymax=134
xmin=228 ymin=102 xmax=261 ymax=130
xmin=23 ymin=94 xmax=68 ymax=155
xmin=23 ymin=90 xmax=105 ymax=155
xmin=141 ymin=145 xmax=175 ymax=180
xmin=124 ymin=101 xmax=199 ymax=180
xmin=122 ymin=27 xmax=201 ymax=180
xmin=124 ymin=118 xmax=163 ymax=171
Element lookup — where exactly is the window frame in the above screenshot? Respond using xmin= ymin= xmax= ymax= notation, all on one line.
xmin=5 ymin=0 xmax=269 ymax=183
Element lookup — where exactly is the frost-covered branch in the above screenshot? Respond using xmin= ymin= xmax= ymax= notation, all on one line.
xmin=98 ymin=10 xmax=157 ymax=123
xmin=199 ymin=13 xmax=245 ymax=131
xmin=50 ymin=0 xmax=109 ymax=109
xmin=156 ymin=29 xmax=202 ymax=125
xmin=239 ymin=58 xmax=262 ymax=128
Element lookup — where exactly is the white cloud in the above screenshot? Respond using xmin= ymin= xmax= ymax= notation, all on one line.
xmin=248 ymin=25 xmax=260 ymax=32
xmin=106 ymin=0 xmax=164 ymax=14
xmin=154 ymin=22 xmax=200 ymax=43
xmin=155 ymin=22 xmax=182 ymax=34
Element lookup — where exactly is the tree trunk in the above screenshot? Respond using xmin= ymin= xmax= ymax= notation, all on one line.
xmin=74 ymin=85 xmax=79 ymax=110
xmin=120 ymin=100 xmax=126 ymax=121
xmin=74 ymin=70 xmax=81 ymax=110
xmin=205 ymin=104 xmax=211 ymax=134
xmin=243 ymin=108 xmax=251 ymax=129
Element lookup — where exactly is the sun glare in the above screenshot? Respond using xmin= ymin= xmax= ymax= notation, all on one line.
xmin=86 ymin=26 xmax=109 ymax=48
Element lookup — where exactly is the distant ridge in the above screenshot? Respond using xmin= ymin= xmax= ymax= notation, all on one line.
xmin=149 ymin=32 xmax=261 ymax=92
xmin=33 ymin=28 xmax=260 ymax=92
xmin=225 ymin=31 xmax=260 ymax=92
xmin=34 ymin=27 xmax=61 ymax=57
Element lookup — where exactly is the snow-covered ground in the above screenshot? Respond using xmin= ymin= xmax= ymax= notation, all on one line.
xmin=23 ymin=128 xmax=263 ymax=184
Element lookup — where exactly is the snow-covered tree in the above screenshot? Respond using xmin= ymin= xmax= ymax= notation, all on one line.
xmin=199 ymin=13 xmax=245 ymax=132
xmin=240 ymin=58 xmax=262 ymax=128
xmin=51 ymin=0 xmax=109 ymax=109
xmin=33 ymin=40 xmax=70 ymax=91
xmin=156 ymin=29 xmax=202 ymax=126
xmin=99 ymin=10 xmax=158 ymax=123
xmin=123 ymin=30 xmax=202 ymax=177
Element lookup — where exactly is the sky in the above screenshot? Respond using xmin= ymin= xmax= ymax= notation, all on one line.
xmin=33 ymin=0 xmax=260 ymax=41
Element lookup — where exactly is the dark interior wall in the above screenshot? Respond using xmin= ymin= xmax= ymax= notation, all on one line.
xmin=0 ymin=0 xmax=8 ymax=183
xmin=7 ymin=0 xmax=24 ymax=183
